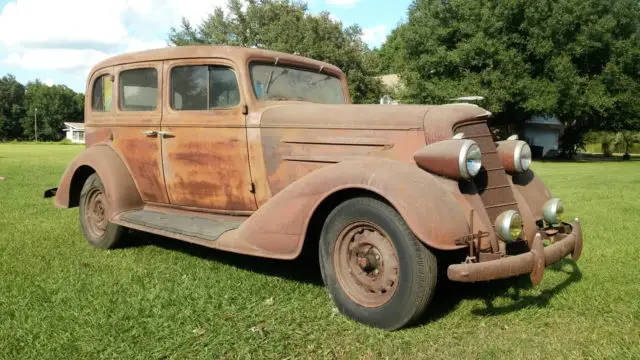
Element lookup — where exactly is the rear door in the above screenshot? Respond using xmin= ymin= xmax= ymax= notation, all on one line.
xmin=111 ymin=62 xmax=168 ymax=203
xmin=160 ymin=58 xmax=256 ymax=212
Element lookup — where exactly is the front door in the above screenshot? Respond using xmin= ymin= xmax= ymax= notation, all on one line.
xmin=160 ymin=59 xmax=256 ymax=212
xmin=111 ymin=62 xmax=168 ymax=203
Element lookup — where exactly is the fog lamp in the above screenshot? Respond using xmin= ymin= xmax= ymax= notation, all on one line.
xmin=495 ymin=210 xmax=523 ymax=242
xmin=543 ymin=198 xmax=564 ymax=225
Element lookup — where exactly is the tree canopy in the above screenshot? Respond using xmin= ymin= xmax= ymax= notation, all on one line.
xmin=168 ymin=0 xmax=383 ymax=104
xmin=379 ymin=0 xmax=640 ymax=154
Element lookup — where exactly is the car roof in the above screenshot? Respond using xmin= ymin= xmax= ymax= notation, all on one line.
xmin=89 ymin=45 xmax=343 ymax=77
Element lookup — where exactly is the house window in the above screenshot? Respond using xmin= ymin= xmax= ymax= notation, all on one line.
xmin=170 ymin=65 xmax=240 ymax=110
xmin=119 ymin=68 xmax=158 ymax=111
xmin=78 ymin=131 xmax=84 ymax=141
xmin=72 ymin=131 xmax=79 ymax=141
xmin=91 ymin=75 xmax=113 ymax=111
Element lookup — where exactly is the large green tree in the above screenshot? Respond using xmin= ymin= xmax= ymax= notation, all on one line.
xmin=168 ymin=0 xmax=383 ymax=104
xmin=380 ymin=0 xmax=640 ymax=155
xmin=0 ymin=75 xmax=26 ymax=141
xmin=22 ymin=81 xmax=84 ymax=141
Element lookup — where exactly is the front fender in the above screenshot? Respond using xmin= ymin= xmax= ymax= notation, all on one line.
xmin=510 ymin=169 xmax=552 ymax=221
xmin=232 ymin=159 xmax=473 ymax=260
xmin=55 ymin=143 xmax=143 ymax=219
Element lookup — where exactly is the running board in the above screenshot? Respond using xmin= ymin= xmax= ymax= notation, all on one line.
xmin=117 ymin=209 xmax=244 ymax=242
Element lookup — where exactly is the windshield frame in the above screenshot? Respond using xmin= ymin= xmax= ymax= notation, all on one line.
xmin=248 ymin=60 xmax=347 ymax=105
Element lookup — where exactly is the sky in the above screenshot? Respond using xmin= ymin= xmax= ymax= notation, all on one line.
xmin=0 ymin=0 xmax=411 ymax=93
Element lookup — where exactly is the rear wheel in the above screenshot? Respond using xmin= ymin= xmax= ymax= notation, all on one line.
xmin=79 ymin=173 xmax=125 ymax=249
xmin=319 ymin=197 xmax=437 ymax=330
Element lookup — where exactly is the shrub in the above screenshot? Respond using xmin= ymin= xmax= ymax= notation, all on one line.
xmin=600 ymin=133 xmax=618 ymax=157
xmin=59 ymin=139 xmax=73 ymax=145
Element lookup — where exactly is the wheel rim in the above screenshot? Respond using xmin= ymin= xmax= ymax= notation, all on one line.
xmin=333 ymin=221 xmax=400 ymax=308
xmin=84 ymin=188 xmax=107 ymax=238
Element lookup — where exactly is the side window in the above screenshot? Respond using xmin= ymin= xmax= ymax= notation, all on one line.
xmin=91 ymin=74 xmax=112 ymax=111
xmin=119 ymin=68 xmax=158 ymax=111
xmin=171 ymin=65 xmax=240 ymax=110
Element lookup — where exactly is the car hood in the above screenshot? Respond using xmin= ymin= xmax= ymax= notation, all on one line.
xmin=253 ymin=103 xmax=492 ymax=139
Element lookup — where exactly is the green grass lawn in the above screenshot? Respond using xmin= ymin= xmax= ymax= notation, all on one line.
xmin=1 ymin=144 xmax=639 ymax=359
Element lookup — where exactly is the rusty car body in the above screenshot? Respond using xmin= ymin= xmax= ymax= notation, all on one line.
xmin=48 ymin=46 xmax=583 ymax=330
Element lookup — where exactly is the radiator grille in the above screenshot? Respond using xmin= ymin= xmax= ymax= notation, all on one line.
xmin=455 ymin=122 xmax=519 ymax=223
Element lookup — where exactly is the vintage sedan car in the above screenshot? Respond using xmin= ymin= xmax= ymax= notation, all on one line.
xmin=47 ymin=46 xmax=583 ymax=330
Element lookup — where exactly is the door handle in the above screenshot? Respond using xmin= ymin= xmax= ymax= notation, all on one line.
xmin=142 ymin=130 xmax=157 ymax=137
xmin=157 ymin=131 xmax=175 ymax=138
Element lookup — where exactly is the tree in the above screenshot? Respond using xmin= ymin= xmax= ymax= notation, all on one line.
xmin=380 ymin=0 xmax=640 ymax=156
xmin=168 ymin=0 xmax=383 ymax=104
xmin=22 ymin=80 xmax=84 ymax=141
xmin=616 ymin=131 xmax=639 ymax=159
xmin=0 ymin=75 xmax=25 ymax=140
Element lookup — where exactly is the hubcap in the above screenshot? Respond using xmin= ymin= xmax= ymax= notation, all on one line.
xmin=84 ymin=188 xmax=107 ymax=238
xmin=333 ymin=221 xmax=400 ymax=307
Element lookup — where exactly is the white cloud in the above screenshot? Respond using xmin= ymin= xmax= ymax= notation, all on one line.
xmin=325 ymin=0 xmax=361 ymax=7
xmin=361 ymin=24 xmax=389 ymax=48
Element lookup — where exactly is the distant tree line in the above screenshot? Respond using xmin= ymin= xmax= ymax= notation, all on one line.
xmin=0 ymin=75 xmax=84 ymax=142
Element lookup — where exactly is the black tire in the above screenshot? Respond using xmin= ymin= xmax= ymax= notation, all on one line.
xmin=319 ymin=197 xmax=437 ymax=330
xmin=79 ymin=173 xmax=125 ymax=249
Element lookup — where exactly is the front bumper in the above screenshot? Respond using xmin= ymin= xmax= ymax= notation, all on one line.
xmin=447 ymin=219 xmax=583 ymax=285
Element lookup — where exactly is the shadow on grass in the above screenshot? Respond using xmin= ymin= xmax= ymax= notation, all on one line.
xmin=120 ymin=230 xmax=325 ymax=286
xmin=120 ymin=230 xmax=582 ymax=326
xmin=415 ymin=258 xmax=582 ymax=326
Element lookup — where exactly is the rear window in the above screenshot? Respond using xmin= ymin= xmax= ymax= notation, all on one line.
xmin=170 ymin=65 xmax=240 ymax=110
xmin=119 ymin=68 xmax=158 ymax=111
xmin=91 ymin=74 xmax=112 ymax=112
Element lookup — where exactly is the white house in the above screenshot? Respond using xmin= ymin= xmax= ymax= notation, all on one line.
xmin=523 ymin=115 xmax=564 ymax=157
xmin=63 ymin=122 xmax=85 ymax=144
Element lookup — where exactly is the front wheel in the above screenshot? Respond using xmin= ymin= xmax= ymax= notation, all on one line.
xmin=79 ymin=173 xmax=125 ymax=249
xmin=319 ymin=197 xmax=437 ymax=330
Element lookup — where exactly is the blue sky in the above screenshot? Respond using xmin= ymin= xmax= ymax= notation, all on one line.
xmin=0 ymin=0 xmax=411 ymax=93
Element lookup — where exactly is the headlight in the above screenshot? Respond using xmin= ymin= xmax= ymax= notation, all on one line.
xmin=459 ymin=142 xmax=482 ymax=179
xmin=413 ymin=139 xmax=483 ymax=180
xmin=514 ymin=141 xmax=532 ymax=172
xmin=495 ymin=210 xmax=523 ymax=241
xmin=496 ymin=140 xmax=532 ymax=174
xmin=542 ymin=198 xmax=564 ymax=225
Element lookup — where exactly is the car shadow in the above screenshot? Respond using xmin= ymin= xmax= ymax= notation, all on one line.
xmin=414 ymin=258 xmax=582 ymax=327
xmin=120 ymin=230 xmax=582 ymax=325
xmin=120 ymin=230 xmax=325 ymax=286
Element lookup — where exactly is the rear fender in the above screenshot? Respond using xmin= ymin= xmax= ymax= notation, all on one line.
xmin=233 ymin=158 xmax=473 ymax=259
xmin=55 ymin=143 xmax=143 ymax=219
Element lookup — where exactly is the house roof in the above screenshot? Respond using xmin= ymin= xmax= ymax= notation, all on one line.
xmin=64 ymin=122 xmax=85 ymax=130
xmin=525 ymin=115 xmax=564 ymax=127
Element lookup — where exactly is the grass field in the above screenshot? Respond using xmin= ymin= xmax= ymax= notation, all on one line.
xmin=1 ymin=144 xmax=639 ymax=359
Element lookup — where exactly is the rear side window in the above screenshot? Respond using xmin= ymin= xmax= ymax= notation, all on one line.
xmin=171 ymin=65 xmax=240 ymax=110
xmin=119 ymin=68 xmax=158 ymax=111
xmin=91 ymin=74 xmax=112 ymax=111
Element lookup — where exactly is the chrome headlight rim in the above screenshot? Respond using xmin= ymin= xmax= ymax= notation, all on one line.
xmin=495 ymin=210 xmax=523 ymax=242
xmin=543 ymin=198 xmax=564 ymax=225
xmin=513 ymin=141 xmax=532 ymax=173
xmin=458 ymin=140 xmax=482 ymax=180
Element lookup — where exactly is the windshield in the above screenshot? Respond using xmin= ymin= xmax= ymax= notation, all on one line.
xmin=250 ymin=63 xmax=346 ymax=104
